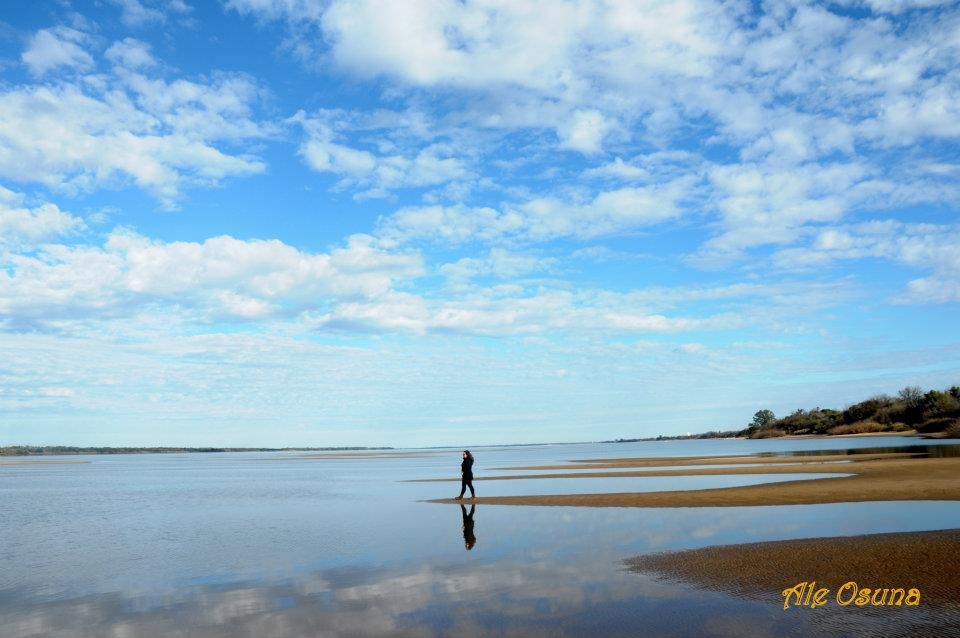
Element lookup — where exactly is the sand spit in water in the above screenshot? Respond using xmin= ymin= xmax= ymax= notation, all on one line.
xmin=425 ymin=452 xmax=960 ymax=507
xmin=626 ymin=528 xmax=960 ymax=609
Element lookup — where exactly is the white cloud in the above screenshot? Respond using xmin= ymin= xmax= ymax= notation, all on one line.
xmin=21 ymin=27 xmax=94 ymax=77
xmin=845 ymin=0 xmax=957 ymax=14
xmin=0 ymin=230 xmax=424 ymax=322
xmin=310 ymin=279 xmax=827 ymax=338
xmin=314 ymin=289 xmax=578 ymax=336
xmin=377 ymin=204 xmax=516 ymax=246
xmin=232 ymin=0 xmax=741 ymax=155
xmin=296 ymin=114 xmax=469 ymax=197
xmin=226 ymin=0 xmax=326 ymax=22
xmin=37 ymin=386 xmax=76 ymax=398
xmin=0 ymin=186 xmax=86 ymax=245
xmin=229 ymin=0 xmax=960 ymax=160
xmin=558 ymin=109 xmax=609 ymax=154
xmin=105 ymin=38 xmax=157 ymax=69
xmin=603 ymin=312 xmax=739 ymax=332
xmin=772 ymin=220 xmax=960 ymax=302
xmin=110 ymin=0 xmax=165 ymax=27
xmin=314 ymin=291 xmax=737 ymax=337
xmin=2 ymin=36 xmax=269 ymax=207
xmin=862 ymin=83 xmax=960 ymax=145
xmin=901 ymin=275 xmax=960 ymax=303
xmin=698 ymin=161 xmax=877 ymax=261
xmin=438 ymin=248 xmax=557 ymax=283
xmin=302 ymin=135 xmax=376 ymax=175
xmin=379 ymin=178 xmax=694 ymax=245
xmin=582 ymin=157 xmax=650 ymax=181
xmin=319 ymin=0 xmax=592 ymax=89
xmin=227 ymin=0 xmax=960 ymax=237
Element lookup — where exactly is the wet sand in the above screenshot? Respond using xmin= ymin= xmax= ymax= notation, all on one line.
xmin=426 ymin=452 xmax=960 ymax=507
xmin=627 ymin=528 xmax=960 ymax=608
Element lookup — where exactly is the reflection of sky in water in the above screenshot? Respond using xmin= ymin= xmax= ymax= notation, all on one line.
xmin=2 ymin=439 xmax=958 ymax=636
xmin=484 ymin=460 xmax=855 ymax=475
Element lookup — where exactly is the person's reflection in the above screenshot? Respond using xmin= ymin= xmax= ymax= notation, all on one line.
xmin=460 ymin=503 xmax=476 ymax=550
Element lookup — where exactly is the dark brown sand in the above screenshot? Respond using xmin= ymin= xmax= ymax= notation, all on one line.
xmin=626 ymin=529 xmax=960 ymax=608
xmin=426 ymin=453 xmax=960 ymax=507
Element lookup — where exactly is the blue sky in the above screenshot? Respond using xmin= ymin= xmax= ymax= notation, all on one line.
xmin=1 ymin=0 xmax=958 ymax=447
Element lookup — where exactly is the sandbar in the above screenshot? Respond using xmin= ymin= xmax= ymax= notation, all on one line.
xmin=626 ymin=528 xmax=960 ymax=608
xmin=426 ymin=452 xmax=960 ymax=507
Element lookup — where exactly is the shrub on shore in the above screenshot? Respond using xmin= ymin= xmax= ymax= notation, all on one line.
xmin=745 ymin=384 xmax=960 ymax=438
xmin=827 ymin=420 xmax=885 ymax=435
xmin=943 ymin=420 xmax=960 ymax=439
xmin=751 ymin=427 xmax=787 ymax=438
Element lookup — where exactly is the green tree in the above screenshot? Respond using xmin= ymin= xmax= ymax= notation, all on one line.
xmin=751 ymin=409 xmax=776 ymax=429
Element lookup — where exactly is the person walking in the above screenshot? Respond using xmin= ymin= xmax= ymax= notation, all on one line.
xmin=455 ymin=450 xmax=475 ymax=500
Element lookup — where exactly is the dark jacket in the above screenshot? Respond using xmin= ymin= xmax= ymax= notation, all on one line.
xmin=461 ymin=457 xmax=474 ymax=480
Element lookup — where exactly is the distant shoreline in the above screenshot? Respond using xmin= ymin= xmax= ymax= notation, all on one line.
xmin=0 ymin=446 xmax=393 ymax=456
xmin=2 ymin=432 xmax=944 ymax=456
xmin=608 ymin=429 xmax=960 ymax=442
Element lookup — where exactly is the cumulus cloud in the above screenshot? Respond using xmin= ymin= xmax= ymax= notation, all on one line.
xmin=229 ymin=0 xmax=741 ymax=155
xmin=697 ymin=161 xmax=881 ymax=261
xmin=318 ymin=0 xmax=593 ymax=89
xmin=842 ymin=0 xmax=957 ymax=15
xmin=21 ymin=27 xmax=95 ymax=77
xmin=105 ymin=38 xmax=157 ymax=69
xmin=0 ymin=186 xmax=86 ymax=245
xmin=109 ymin=0 xmax=166 ymax=27
xmin=583 ymin=157 xmax=651 ymax=181
xmin=294 ymin=112 xmax=470 ymax=197
xmin=230 ymin=0 xmax=960 ymax=157
xmin=3 ymin=29 xmax=269 ymax=208
xmin=556 ymin=109 xmax=610 ymax=154
xmin=0 ymin=230 xmax=423 ymax=323
xmin=226 ymin=0 xmax=326 ymax=22
xmin=228 ymin=0 xmax=960 ymax=253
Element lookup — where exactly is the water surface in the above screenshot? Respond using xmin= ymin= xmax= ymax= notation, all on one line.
xmin=3 ymin=437 xmax=958 ymax=636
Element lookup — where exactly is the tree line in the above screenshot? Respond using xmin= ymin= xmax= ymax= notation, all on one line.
xmin=745 ymin=385 xmax=960 ymax=439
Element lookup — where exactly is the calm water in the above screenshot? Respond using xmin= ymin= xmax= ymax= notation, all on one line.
xmin=2 ymin=437 xmax=959 ymax=637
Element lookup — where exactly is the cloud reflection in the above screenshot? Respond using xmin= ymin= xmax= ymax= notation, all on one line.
xmin=2 ymin=554 xmax=785 ymax=638
xmin=2 ymin=530 xmax=953 ymax=637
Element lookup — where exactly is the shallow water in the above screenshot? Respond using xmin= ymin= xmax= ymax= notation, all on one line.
xmin=2 ymin=437 xmax=959 ymax=636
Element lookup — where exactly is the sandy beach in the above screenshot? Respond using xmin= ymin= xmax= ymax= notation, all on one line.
xmin=425 ymin=450 xmax=960 ymax=507
xmin=627 ymin=528 xmax=960 ymax=608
